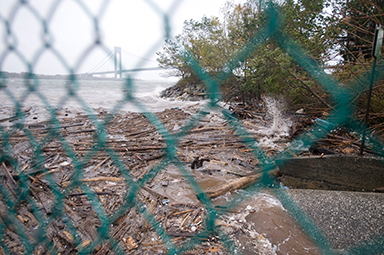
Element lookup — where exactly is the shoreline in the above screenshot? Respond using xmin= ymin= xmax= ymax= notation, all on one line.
xmin=1 ymin=79 xmax=384 ymax=253
xmin=0 ymin=106 xmax=281 ymax=254
xmin=1 ymin=104 xmax=383 ymax=254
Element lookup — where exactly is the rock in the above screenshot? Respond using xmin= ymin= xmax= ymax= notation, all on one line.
xmin=181 ymin=93 xmax=189 ymax=100
xmin=189 ymin=97 xmax=200 ymax=101
xmin=342 ymin=148 xmax=355 ymax=154
xmin=183 ymin=87 xmax=192 ymax=94
xmin=191 ymin=157 xmax=210 ymax=170
xmin=196 ymin=84 xmax=205 ymax=91
xmin=160 ymin=83 xmax=206 ymax=101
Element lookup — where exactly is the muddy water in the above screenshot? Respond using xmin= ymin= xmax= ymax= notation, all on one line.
xmin=151 ymin=162 xmax=240 ymax=204
xmin=151 ymin=163 xmax=320 ymax=254
xmin=243 ymin=193 xmax=320 ymax=254
xmin=150 ymin=98 xmax=321 ymax=254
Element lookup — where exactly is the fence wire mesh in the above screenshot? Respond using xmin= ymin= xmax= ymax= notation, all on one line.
xmin=0 ymin=0 xmax=384 ymax=254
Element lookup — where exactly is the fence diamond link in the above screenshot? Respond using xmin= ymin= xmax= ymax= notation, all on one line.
xmin=0 ymin=0 xmax=384 ymax=254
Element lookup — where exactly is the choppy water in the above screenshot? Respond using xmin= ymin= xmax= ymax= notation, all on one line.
xmin=0 ymin=78 xmax=199 ymax=113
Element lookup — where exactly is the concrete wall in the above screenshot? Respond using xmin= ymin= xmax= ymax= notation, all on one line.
xmin=277 ymin=156 xmax=384 ymax=191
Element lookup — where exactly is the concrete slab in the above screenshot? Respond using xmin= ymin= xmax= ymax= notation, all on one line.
xmin=288 ymin=189 xmax=384 ymax=253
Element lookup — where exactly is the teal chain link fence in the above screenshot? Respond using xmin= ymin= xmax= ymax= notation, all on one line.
xmin=1 ymin=0 xmax=384 ymax=254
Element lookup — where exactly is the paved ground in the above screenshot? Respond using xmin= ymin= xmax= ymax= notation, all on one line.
xmin=287 ymin=189 xmax=384 ymax=254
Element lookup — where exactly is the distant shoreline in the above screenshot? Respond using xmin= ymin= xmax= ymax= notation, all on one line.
xmin=0 ymin=71 xmax=142 ymax=81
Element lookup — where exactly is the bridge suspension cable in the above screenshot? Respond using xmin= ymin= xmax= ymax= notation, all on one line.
xmin=121 ymin=48 xmax=157 ymax=63
xmin=85 ymin=47 xmax=165 ymax=76
xmin=87 ymin=50 xmax=114 ymax=73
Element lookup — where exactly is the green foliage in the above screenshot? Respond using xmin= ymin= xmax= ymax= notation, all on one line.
xmin=282 ymin=0 xmax=340 ymax=61
xmin=223 ymin=1 xmax=262 ymax=49
xmin=243 ymin=46 xmax=290 ymax=94
xmin=156 ymin=39 xmax=189 ymax=78
xmin=156 ymin=16 xmax=232 ymax=82
xmin=156 ymin=0 xmax=383 ymax=111
xmin=227 ymin=0 xmax=334 ymax=106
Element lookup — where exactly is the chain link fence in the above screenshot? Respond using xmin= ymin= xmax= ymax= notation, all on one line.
xmin=1 ymin=0 xmax=384 ymax=254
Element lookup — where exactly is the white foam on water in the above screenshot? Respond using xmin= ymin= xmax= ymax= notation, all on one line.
xmin=0 ymin=78 xmax=205 ymax=114
xmin=266 ymin=97 xmax=290 ymax=136
xmin=259 ymin=96 xmax=291 ymax=136
xmin=247 ymin=96 xmax=292 ymax=150
xmin=132 ymin=82 xmax=169 ymax=102
xmin=251 ymin=192 xmax=286 ymax=212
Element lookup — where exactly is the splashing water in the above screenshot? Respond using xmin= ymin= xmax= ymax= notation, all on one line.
xmin=250 ymin=96 xmax=292 ymax=150
xmin=264 ymin=96 xmax=291 ymax=136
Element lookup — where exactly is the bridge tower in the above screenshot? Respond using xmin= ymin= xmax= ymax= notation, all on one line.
xmin=114 ymin=46 xmax=122 ymax=79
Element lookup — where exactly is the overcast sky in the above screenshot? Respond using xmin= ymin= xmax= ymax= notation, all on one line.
xmin=0 ymin=0 xmax=245 ymax=80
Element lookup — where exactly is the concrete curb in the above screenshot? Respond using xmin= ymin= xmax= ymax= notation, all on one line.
xmin=278 ymin=156 xmax=384 ymax=192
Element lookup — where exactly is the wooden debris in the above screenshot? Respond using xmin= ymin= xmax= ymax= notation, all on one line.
xmin=141 ymin=186 xmax=167 ymax=200
xmin=1 ymin=162 xmax=18 ymax=194
xmin=172 ymin=209 xmax=194 ymax=216
xmin=58 ymin=230 xmax=75 ymax=244
xmin=205 ymin=174 xmax=262 ymax=199
xmin=76 ymin=239 xmax=91 ymax=251
xmin=82 ymin=177 xmax=125 ymax=182
xmin=179 ymin=213 xmax=191 ymax=229
xmin=209 ymin=159 xmax=227 ymax=166
xmin=205 ymin=170 xmax=281 ymax=199
xmin=93 ymin=157 xmax=110 ymax=171
xmin=1 ymin=105 xmax=381 ymax=255
xmin=189 ymin=126 xmax=225 ymax=134
xmin=226 ymin=169 xmax=252 ymax=177
xmin=122 ymin=236 xmax=138 ymax=250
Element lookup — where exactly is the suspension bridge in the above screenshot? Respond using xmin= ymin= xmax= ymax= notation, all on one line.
xmin=79 ymin=46 xmax=163 ymax=79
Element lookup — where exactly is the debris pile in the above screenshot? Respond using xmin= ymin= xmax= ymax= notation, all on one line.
xmin=0 ymin=107 xmax=279 ymax=254
xmin=1 ymin=99 xmax=382 ymax=254
xmin=160 ymin=84 xmax=207 ymax=101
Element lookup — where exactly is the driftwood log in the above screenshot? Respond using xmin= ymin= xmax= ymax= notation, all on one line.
xmin=204 ymin=170 xmax=280 ymax=199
